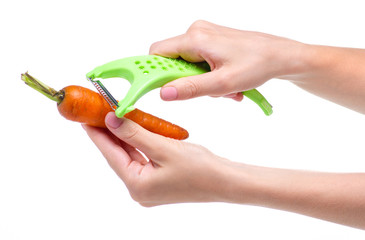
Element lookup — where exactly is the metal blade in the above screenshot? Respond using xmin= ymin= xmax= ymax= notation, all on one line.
xmin=88 ymin=78 xmax=118 ymax=110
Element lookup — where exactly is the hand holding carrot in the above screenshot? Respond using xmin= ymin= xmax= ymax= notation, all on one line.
xmin=84 ymin=112 xmax=365 ymax=229
xmin=83 ymin=113 xmax=232 ymax=206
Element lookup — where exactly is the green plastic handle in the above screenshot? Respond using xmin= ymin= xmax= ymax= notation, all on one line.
xmin=86 ymin=55 xmax=273 ymax=117
xmin=243 ymin=89 xmax=273 ymax=116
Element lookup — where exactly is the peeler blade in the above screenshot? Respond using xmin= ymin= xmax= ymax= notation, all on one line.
xmin=88 ymin=78 xmax=118 ymax=110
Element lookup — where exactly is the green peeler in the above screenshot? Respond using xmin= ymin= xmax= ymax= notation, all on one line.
xmin=86 ymin=55 xmax=273 ymax=117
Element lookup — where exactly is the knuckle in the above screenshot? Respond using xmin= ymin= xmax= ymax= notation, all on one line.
xmin=188 ymin=30 xmax=209 ymax=46
xmin=187 ymin=21 xmax=212 ymax=45
xmin=149 ymin=41 xmax=161 ymax=54
xmin=122 ymin=121 xmax=140 ymax=141
xmin=183 ymin=79 xmax=200 ymax=98
xmin=189 ymin=20 xmax=211 ymax=30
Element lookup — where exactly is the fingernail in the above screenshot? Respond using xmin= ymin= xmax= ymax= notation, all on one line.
xmin=161 ymin=86 xmax=177 ymax=100
xmin=105 ymin=112 xmax=124 ymax=129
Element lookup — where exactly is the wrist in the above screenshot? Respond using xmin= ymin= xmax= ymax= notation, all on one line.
xmin=215 ymin=162 xmax=293 ymax=206
xmin=274 ymin=41 xmax=317 ymax=80
xmin=278 ymin=43 xmax=327 ymax=82
xmin=210 ymin=160 xmax=256 ymax=204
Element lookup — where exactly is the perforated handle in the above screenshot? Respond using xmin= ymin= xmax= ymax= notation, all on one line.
xmin=86 ymin=55 xmax=273 ymax=117
xmin=87 ymin=56 xmax=210 ymax=117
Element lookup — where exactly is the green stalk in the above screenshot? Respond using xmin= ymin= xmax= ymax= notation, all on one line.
xmin=21 ymin=72 xmax=64 ymax=104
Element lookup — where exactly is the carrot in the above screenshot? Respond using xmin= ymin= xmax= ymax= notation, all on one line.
xmin=21 ymin=72 xmax=189 ymax=140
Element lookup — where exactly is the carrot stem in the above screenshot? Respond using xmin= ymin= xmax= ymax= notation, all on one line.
xmin=21 ymin=72 xmax=64 ymax=103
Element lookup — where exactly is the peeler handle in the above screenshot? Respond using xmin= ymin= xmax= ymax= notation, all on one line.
xmin=86 ymin=55 xmax=273 ymax=117
xmin=243 ymin=89 xmax=272 ymax=116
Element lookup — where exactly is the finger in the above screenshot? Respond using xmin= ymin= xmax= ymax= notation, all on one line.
xmin=119 ymin=140 xmax=149 ymax=165
xmin=149 ymin=35 xmax=205 ymax=63
xmin=223 ymin=92 xmax=244 ymax=102
xmin=149 ymin=35 xmax=183 ymax=58
xmin=160 ymin=70 xmax=226 ymax=100
xmin=82 ymin=124 xmax=135 ymax=180
xmin=105 ymin=112 xmax=175 ymax=163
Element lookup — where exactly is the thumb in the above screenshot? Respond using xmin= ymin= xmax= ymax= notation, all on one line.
xmin=160 ymin=71 xmax=224 ymax=100
xmin=105 ymin=112 xmax=174 ymax=161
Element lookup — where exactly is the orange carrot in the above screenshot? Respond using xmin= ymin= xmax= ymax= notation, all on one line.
xmin=125 ymin=108 xmax=188 ymax=140
xmin=21 ymin=72 xmax=189 ymax=140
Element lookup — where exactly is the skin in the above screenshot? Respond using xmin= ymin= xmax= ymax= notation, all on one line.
xmin=83 ymin=20 xmax=365 ymax=229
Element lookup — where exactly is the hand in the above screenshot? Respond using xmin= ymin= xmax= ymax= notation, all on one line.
xmin=83 ymin=113 xmax=365 ymax=229
xmin=83 ymin=112 xmax=235 ymax=207
xmin=150 ymin=20 xmax=307 ymax=101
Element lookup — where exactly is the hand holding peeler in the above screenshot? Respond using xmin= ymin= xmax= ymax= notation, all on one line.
xmin=86 ymin=55 xmax=273 ymax=117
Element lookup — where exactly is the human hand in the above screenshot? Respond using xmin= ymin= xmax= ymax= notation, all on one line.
xmin=83 ymin=112 xmax=235 ymax=206
xmin=150 ymin=20 xmax=307 ymax=101
xmin=83 ymin=113 xmax=365 ymax=228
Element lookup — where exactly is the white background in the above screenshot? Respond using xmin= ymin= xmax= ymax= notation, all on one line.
xmin=1 ymin=0 xmax=364 ymax=239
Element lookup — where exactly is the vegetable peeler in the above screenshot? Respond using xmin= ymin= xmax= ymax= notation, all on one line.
xmin=86 ymin=55 xmax=273 ymax=117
